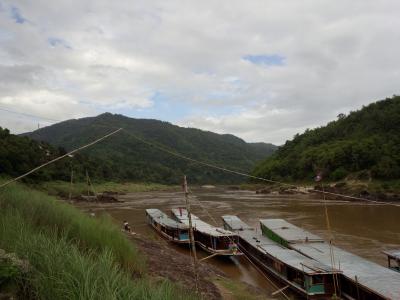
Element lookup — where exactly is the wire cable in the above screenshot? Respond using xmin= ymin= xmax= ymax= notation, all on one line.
xmin=0 ymin=106 xmax=62 ymax=123
xmin=121 ymin=129 xmax=400 ymax=207
xmin=0 ymin=128 xmax=123 ymax=189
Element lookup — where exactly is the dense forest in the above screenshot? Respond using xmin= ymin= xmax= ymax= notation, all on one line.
xmin=0 ymin=127 xmax=107 ymax=182
xmin=20 ymin=114 xmax=276 ymax=184
xmin=252 ymin=95 xmax=400 ymax=182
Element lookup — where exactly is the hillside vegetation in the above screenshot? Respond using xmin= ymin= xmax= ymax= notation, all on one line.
xmin=24 ymin=113 xmax=276 ymax=184
xmin=253 ymin=96 xmax=400 ymax=182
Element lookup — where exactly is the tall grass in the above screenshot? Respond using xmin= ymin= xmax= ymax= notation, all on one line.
xmin=0 ymin=183 xmax=197 ymax=299
xmin=0 ymin=183 xmax=143 ymax=273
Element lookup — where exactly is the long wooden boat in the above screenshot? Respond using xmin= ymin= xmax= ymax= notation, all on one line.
xmin=146 ymin=208 xmax=190 ymax=244
xmin=260 ymin=219 xmax=400 ymax=300
xmin=171 ymin=208 xmax=242 ymax=256
xmin=222 ymin=215 xmax=341 ymax=299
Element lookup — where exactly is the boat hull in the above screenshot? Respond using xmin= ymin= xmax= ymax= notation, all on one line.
xmin=148 ymin=221 xmax=190 ymax=244
xmin=237 ymin=240 xmax=336 ymax=300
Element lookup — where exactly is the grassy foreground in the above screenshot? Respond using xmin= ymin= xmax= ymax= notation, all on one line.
xmin=0 ymin=182 xmax=196 ymax=299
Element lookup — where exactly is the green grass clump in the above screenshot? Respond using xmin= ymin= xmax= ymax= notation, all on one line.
xmin=0 ymin=183 xmax=143 ymax=273
xmin=0 ymin=182 xmax=198 ymax=299
xmin=0 ymin=211 xmax=193 ymax=299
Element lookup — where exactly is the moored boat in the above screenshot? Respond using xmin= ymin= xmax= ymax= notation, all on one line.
xmin=222 ymin=215 xmax=341 ymax=299
xmin=260 ymin=219 xmax=400 ymax=300
xmin=146 ymin=208 xmax=190 ymax=244
xmin=171 ymin=207 xmax=241 ymax=256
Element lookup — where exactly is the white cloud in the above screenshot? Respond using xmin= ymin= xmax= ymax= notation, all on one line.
xmin=0 ymin=0 xmax=399 ymax=142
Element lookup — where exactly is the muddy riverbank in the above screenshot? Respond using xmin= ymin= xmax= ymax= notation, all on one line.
xmin=74 ymin=187 xmax=400 ymax=299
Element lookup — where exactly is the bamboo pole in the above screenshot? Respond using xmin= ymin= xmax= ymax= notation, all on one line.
xmin=183 ymin=175 xmax=198 ymax=293
xmin=184 ymin=175 xmax=197 ymax=261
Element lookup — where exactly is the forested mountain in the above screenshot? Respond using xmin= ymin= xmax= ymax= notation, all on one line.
xmin=23 ymin=113 xmax=277 ymax=184
xmin=252 ymin=95 xmax=400 ymax=181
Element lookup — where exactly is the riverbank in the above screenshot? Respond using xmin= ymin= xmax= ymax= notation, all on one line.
xmin=239 ymin=179 xmax=400 ymax=202
xmin=127 ymin=232 xmax=268 ymax=300
xmin=0 ymin=182 xmax=196 ymax=299
xmin=0 ymin=181 xmax=269 ymax=300
xmin=35 ymin=180 xmax=179 ymax=199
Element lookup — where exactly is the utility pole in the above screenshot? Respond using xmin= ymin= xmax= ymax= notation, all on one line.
xmin=69 ymin=167 xmax=74 ymax=201
xmin=184 ymin=175 xmax=197 ymax=261
xmin=86 ymin=170 xmax=90 ymax=196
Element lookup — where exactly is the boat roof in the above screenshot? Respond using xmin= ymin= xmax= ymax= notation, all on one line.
xmin=171 ymin=208 xmax=236 ymax=237
xmin=383 ymin=250 xmax=400 ymax=260
xmin=222 ymin=215 xmax=254 ymax=231
xmin=260 ymin=219 xmax=324 ymax=243
xmin=262 ymin=219 xmax=400 ymax=298
xmin=222 ymin=216 xmax=339 ymax=276
xmin=146 ymin=209 xmax=188 ymax=230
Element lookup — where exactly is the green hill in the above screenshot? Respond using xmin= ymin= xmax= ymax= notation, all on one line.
xmin=23 ymin=113 xmax=277 ymax=184
xmin=252 ymin=95 xmax=400 ymax=182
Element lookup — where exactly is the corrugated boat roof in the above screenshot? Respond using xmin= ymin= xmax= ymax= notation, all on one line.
xmin=222 ymin=215 xmax=254 ymax=231
xmin=222 ymin=215 xmax=338 ymax=275
xmin=262 ymin=219 xmax=400 ymax=299
xmin=260 ymin=219 xmax=324 ymax=243
xmin=383 ymin=250 xmax=400 ymax=260
xmin=172 ymin=208 xmax=236 ymax=237
xmin=146 ymin=208 xmax=188 ymax=230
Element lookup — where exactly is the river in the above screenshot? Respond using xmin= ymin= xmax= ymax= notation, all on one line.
xmin=75 ymin=187 xmax=400 ymax=299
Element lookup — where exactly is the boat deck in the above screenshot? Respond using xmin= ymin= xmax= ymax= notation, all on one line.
xmin=261 ymin=219 xmax=400 ymax=299
xmin=171 ymin=208 xmax=236 ymax=237
xmin=223 ymin=215 xmax=338 ymax=275
xmin=146 ymin=208 xmax=188 ymax=230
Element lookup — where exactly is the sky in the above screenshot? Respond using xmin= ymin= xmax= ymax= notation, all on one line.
xmin=0 ymin=1 xmax=399 ymax=145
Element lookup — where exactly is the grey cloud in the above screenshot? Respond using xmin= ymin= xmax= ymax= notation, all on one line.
xmin=0 ymin=0 xmax=399 ymax=142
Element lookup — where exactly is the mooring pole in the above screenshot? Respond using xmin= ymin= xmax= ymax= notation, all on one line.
xmin=183 ymin=175 xmax=199 ymax=293
xmin=184 ymin=175 xmax=197 ymax=261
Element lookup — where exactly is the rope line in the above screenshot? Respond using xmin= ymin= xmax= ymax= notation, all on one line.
xmin=186 ymin=188 xmax=291 ymax=300
xmin=122 ymin=129 xmax=400 ymax=207
xmin=0 ymin=128 xmax=123 ymax=189
xmin=0 ymin=106 xmax=62 ymax=123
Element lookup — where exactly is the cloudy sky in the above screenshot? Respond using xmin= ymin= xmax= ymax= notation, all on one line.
xmin=0 ymin=1 xmax=399 ymax=144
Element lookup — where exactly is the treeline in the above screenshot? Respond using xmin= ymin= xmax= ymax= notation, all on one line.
xmin=0 ymin=127 xmax=107 ymax=183
xmin=252 ymin=95 xmax=400 ymax=181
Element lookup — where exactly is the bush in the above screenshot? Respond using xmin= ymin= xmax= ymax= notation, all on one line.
xmin=330 ymin=167 xmax=347 ymax=181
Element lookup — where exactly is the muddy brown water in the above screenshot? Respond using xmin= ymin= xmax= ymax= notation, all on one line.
xmin=75 ymin=187 xmax=400 ymax=299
